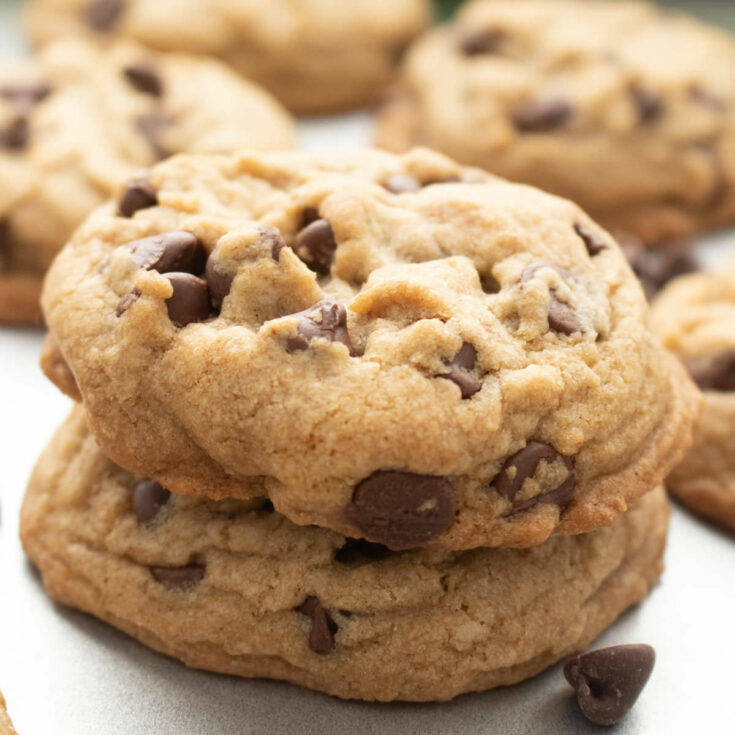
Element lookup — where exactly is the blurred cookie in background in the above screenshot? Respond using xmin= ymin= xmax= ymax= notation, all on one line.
xmin=24 ymin=0 xmax=433 ymax=115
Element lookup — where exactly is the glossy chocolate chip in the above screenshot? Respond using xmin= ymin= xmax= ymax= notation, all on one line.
xmin=296 ymin=596 xmax=338 ymax=655
xmin=116 ymin=289 xmax=140 ymax=317
xmin=286 ymin=301 xmax=353 ymax=354
xmin=163 ymin=273 xmax=210 ymax=327
xmin=1 ymin=116 xmax=29 ymax=150
xmin=492 ymin=441 xmax=575 ymax=511
xmin=513 ymin=98 xmax=572 ymax=133
xmin=0 ymin=82 xmax=52 ymax=107
xmin=438 ymin=342 xmax=481 ymax=399
xmin=85 ymin=0 xmax=126 ymax=31
xmin=685 ymin=351 xmax=735 ymax=392
xmin=137 ymin=110 xmax=173 ymax=160
xmin=129 ymin=231 xmax=205 ymax=274
xmin=346 ymin=471 xmax=456 ymax=551
xmin=383 ymin=174 xmax=421 ymax=194
xmin=118 ymin=177 xmax=158 ymax=218
xmin=564 ymin=645 xmax=655 ymax=726
xmin=150 ymin=563 xmax=205 ymax=588
xmin=574 ymin=223 xmax=607 ymax=256
xmin=204 ymin=251 xmax=234 ymax=306
xmin=460 ymin=28 xmax=505 ymax=55
xmin=521 ymin=262 xmax=581 ymax=334
xmin=295 ymin=218 xmax=337 ymax=276
xmin=631 ymin=84 xmax=664 ymax=124
xmin=124 ymin=63 xmax=163 ymax=97
xmin=132 ymin=479 xmax=171 ymax=523
xmin=334 ymin=538 xmax=392 ymax=565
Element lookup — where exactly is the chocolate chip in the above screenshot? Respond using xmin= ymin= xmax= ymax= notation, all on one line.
xmin=267 ymin=227 xmax=288 ymax=261
xmin=631 ymin=84 xmax=664 ymax=125
xmin=438 ymin=342 xmax=481 ymax=399
xmin=513 ymin=98 xmax=572 ymax=133
xmin=118 ymin=177 xmax=158 ymax=218
xmin=383 ymin=174 xmax=421 ymax=194
xmin=133 ymin=479 xmax=171 ymax=523
xmin=296 ymin=596 xmax=338 ymax=655
xmin=124 ymin=64 xmax=163 ymax=97
xmin=0 ymin=82 xmax=52 ymax=107
xmin=492 ymin=441 xmax=575 ymax=512
xmin=295 ymin=218 xmax=337 ymax=276
xmin=690 ymin=86 xmax=726 ymax=111
xmin=521 ymin=262 xmax=581 ymax=334
xmin=129 ymin=231 xmax=205 ymax=275
xmin=564 ymin=645 xmax=655 ymax=726
xmin=163 ymin=273 xmax=211 ymax=327
xmin=346 ymin=471 xmax=456 ymax=551
xmin=286 ymin=300 xmax=353 ymax=354
xmin=1 ymin=116 xmax=30 ymax=150
xmin=116 ymin=289 xmax=140 ymax=317
xmin=301 ymin=207 xmax=321 ymax=227
xmin=335 ymin=538 xmax=391 ymax=565
xmin=685 ymin=351 xmax=735 ymax=392
xmin=574 ymin=223 xmax=607 ymax=256
xmin=204 ymin=250 xmax=234 ymax=306
xmin=137 ymin=110 xmax=173 ymax=160
xmin=459 ymin=28 xmax=505 ymax=55
xmin=85 ymin=0 xmax=126 ymax=31
xmin=150 ymin=563 xmax=205 ymax=588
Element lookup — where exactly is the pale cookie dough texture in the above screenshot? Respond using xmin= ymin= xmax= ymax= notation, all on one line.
xmin=24 ymin=0 xmax=433 ymax=114
xmin=0 ymin=693 xmax=18 ymax=735
xmin=652 ymin=264 xmax=735 ymax=531
xmin=21 ymin=408 xmax=671 ymax=702
xmin=376 ymin=0 xmax=735 ymax=246
xmin=0 ymin=37 xmax=296 ymax=325
xmin=41 ymin=147 xmax=699 ymax=551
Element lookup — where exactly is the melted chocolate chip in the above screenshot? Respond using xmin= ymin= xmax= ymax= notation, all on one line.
xmin=129 ymin=231 xmax=205 ymax=274
xmin=132 ymin=479 xmax=171 ymax=523
xmin=163 ymin=273 xmax=210 ymax=327
xmin=631 ymin=84 xmax=664 ymax=125
xmin=685 ymin=351 xmax=735 ymax=392
xmin=460 ymin=28 xmax=505 ymax=56
xmin=85 ymin=0 xmax=126 ymax=31
xmin=492 ymin=441 xmax=575 ymax=512
xmin=574 ymin=223 xmax=607 ymax=256
xmin=383 ymin=174 xmax=421 ymax=194
xmin=346 ymin=471 xmax=456 ymax=551
xmin=0 ymin=82 xmax=52 ymax=107
xmin=334 ymin=538 xmax=392 ymax=565
xmin=564 ymin=645 xmax=655 ymax=726
xmin=150 ymin=563 xmax=205 ymax=588
xmin=296 ymin=596 xmax=338 ymax=655
xmin=124 ymin=63 xmax=163 ymax=97
xmin=116 ymin=289 xmax=140 ymax=317
xmin=1 ymin=116 xmax=30 ymax=150
xmin=513 ymin=98 xmax=572 ymax=133
xmin=438 ymin=342 xmax=481 ymax=399
xmin=118 ymin=177 xmax=158 ymax=218
xmin=137 ymin=110 xmax=173 ymax=160
xmin=521 ymin=262 xmax=581 ymax=335
xmin=286 ymin=301 xmax=353 ymax=354
xmin=295 ymin=218 xmax=337 ymax=275
xmin=204 ymin=251 xmax=234 ymax=307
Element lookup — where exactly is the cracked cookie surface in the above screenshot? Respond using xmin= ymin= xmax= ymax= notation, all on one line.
xmin=376 ymin=0 xmax=735 ymax=246
xmin=21 ymin=408 xmax=671 ymax=702
xmin=41 ymin=147 xmax=698 ymax=550
xmin=0 ymin=37 xmax=295 ymax=324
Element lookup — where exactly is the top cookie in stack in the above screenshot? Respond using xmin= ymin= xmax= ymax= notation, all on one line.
xmin=40 ymin=146 xmax=699 ymax=551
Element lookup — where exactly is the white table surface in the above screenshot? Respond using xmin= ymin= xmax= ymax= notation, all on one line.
xmin=1 ymin=1 xmax=734 ymax=733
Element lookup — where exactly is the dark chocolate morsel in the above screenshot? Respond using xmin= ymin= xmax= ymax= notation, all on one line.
xmin=346 ymin=471 xmax=456 ymax=551
xmin=132 ymin=479 xmax=171 ymax=523
xmin=564 ymin=644 xmax=655 ymax=726
xmin=383 ymin=174 xmax=421 ymax=194
xmin=295 ymin=218 xmax=337 ymax=276
xmin=118 ymin=177 xmax=158 ymax=218
xmin=84 ymin=0 xmax=126 ymax=31
xmin=163 ymin=273 xmax=211 ymax=327
xmin=0 ymin=82 xmax=52 ymax=107
xmin=123 ymin=63 xmax=164 ymax=97
xmin=204 ymin=251 xmax=234 ymax=306
xmin=150 ymin=563 xmax=205 ymax=588
xmin=136 ymin=110 xmax=173 ymax=160
xmin=513 ymin=98 xmax=572 ymax=133
xmin=574 ymin=223 xmax=607 ymax=256
xmin=630 ymin=84 xmax=664 ymax=124
xmin=296 ymin=596 xmax=338 ymax=655
xmin=521 ymin=262 xmax=581 ymax=334
xmin=685 ymin=351 xmax=735 ymax=392
xmin=286 ymin=300 xmax=353 ymax=354
xmin=334 ymin=538 xmax=392 ymax=565
xmin=460 ymin=28 xmax=505 ymax=56
xmin=116 ymin=289 xmax=140 ymax=317
xmin=263 ymin=225 xmax=287 ymax=261
xmin=438 ymin=342 xmax=481 ymax=399
xmin=129 ymin=231 xmax=205 ymax=274
xmin=1 ymin=116 xmax=30 ymax=150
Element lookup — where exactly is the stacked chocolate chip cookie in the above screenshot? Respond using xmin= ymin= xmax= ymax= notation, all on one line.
xmin=22 ymin=147 xmax=699 ymax=701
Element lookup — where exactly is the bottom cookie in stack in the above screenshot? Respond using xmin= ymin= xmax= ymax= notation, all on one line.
xmin=0 ymin=692 xmax=18 ymax=735
xmin=21 ymin=407 xmax=671 ymax=702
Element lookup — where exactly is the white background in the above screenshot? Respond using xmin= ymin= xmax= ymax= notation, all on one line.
xmin=1 ymin=1 xmax=735 ymax=733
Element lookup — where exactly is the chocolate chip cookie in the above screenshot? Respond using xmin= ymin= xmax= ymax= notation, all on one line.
xmin=651 ymin=265 xmax=735 ymax=530
xmin=376 ymin=0 xmax=735 ymax=246
xmin=24 ymin=0 xmax=433 ymax=114
xmin=40 ymin=147 xmax=699 ymax=550
xmin=0 ymin=37 xmax=295 ymax=325
xmin=21 ymin=407 xmax=671 ymax=702
xmin=0 ymin=692 xmax=18 ymax=735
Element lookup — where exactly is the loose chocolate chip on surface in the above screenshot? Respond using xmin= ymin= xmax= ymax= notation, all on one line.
xmin=0 ymin=82 xmax=52 ymax=107
xmin=286 ymin=300 xmax=353 ymax=354
xmin=438 ymin=342 xmax=481 ymax=399
xmin=335 ymin=538 xmax=392 ymax=565
xmin=513 ymin=98 xmax=572 ymax=133
xmin=459 ymin=28 xmax=505 ymax=55
xmin=685 ymin=350 xmax=735 ymax=392
xmin=631 ymin=84 xmax=664 ymax=124
xmin=118 ymin=177 xmax=158 ymax=217
xmin=137 ymin=110 xmax=173 ymax=160
xmin=383 ymin=174 xmax=421 ymax=194
xmin=124 ymin=63 xmax=163 ymax=97
xmin=150 ymin=563 xmax=205 ymax=588
xmin=204 ymin=252 xmax=234 ymax=306
xmin=133 ymin=479 xmax=171 ymax=523
xmin=347 ymin=471 xmax=456 ymax=551
xmin=295 ymin=218 xmax=337 ymax=275
xmin=129 ymin=231 xmax=205 ymax=274
xmin=564 ymin=644 xmax=655 ymax=726
xmin=163 ymin=272 xmax=211 ymax=327
xmin=574 ymin=223 xmax=607 ymax=256
xmin=85 ymin=0 xmax=126 ymax=31
xmin=296 ymin=596 xmax=338 ymax=655
xmin=116 ymin=289 xmax=140 ymax=317
xmin=1 ymin=116 xmax=30 ymax=150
